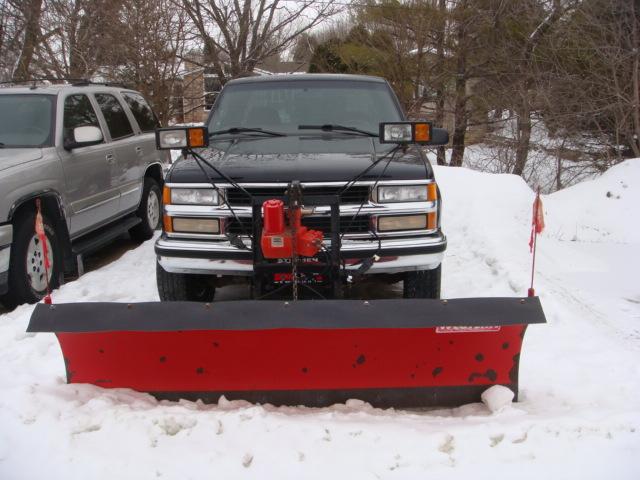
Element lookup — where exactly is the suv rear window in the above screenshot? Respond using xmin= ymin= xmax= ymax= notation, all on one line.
xmin=95 ymin=93 xmax=134 ymax=139
xmin=0 ymin=94 xmax=55 ymax=148
xmin=122 ymin=93 xmax=160 ymax=132
xmin=63 ymin=94 xmax=102 ymax=145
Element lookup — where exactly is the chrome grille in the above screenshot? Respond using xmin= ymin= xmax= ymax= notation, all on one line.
xmin=224 ymin=185 xmax=370 ymax=206
xmin=225 ymin=215 xmax=371 ymax=236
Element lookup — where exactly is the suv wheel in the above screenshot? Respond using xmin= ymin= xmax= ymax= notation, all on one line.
xmin=403 ymin=265 xmax=441 ymax=299
xmin=156 ymin=261 xmax=216 ymax=302
xmin=129 ymin=177 xmax=161 ymax=242
xmin=1 ymin=211 xmax=63 ymax=308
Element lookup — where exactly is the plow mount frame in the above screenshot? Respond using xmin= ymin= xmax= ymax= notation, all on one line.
xmin=250 ymin=181 xmax=343 ymax=299
xmin=28 ymin=297 xmax=546 ymax=409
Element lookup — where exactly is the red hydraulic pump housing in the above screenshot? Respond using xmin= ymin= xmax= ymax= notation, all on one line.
xmin=260 ymin=199 xmax=324 ymax=259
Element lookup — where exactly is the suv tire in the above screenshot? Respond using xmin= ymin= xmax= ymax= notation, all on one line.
xmin=156 ymin=262 xmax=216 ymax=302
xmin=130 ymin=177 xmax=161 ymax=242
xmin=403 ymin=265 xmax=441 ymax=299
xmin=1 ymin=211 xmax=63 ymax=308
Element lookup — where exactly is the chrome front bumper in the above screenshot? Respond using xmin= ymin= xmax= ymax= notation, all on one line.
xmin=156 ymin=234 xmax=446 ymax=276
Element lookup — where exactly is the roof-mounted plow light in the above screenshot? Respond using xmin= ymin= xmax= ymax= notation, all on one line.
xmin=379 ymin=121 xmax=449 ymax=145
xmin=156 ymin=126 xmax=209 ymax=150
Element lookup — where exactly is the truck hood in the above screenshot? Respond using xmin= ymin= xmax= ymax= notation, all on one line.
xmin=166 ymin=136 xmax=431 ymax=183
xmin=0 ymin=148 xmax=43 ymax=173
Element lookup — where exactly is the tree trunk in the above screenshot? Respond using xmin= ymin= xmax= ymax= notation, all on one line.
xmin=450 ymin=90 xmax=467 ymax=167
xmin=513 ymin=100 xmax=531 ymax=176
xmin=13 ymin=0 xmax=43 ymax=81
xmin=630 ymin=0 xmax=640 ymax=157
xmin=435 ymin=0 xmax=447 ymax=166
xmin=450 ymin=15 xmax=467 ymax=168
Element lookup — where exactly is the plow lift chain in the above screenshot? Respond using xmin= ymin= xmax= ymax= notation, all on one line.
xmin=289 ymin=181 xmax=302 ymax=301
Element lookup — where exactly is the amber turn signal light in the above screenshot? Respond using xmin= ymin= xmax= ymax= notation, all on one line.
xmin=427 ymin=183 xmax=437 ymax=202
xmin=414 ymin=123 xmax=431 ymax=142
xmin=188 ymin=128 xmax=206 ymax=148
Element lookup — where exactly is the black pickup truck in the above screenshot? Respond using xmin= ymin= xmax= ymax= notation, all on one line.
xmin=154 ymin=74 xmax=448 ymax=301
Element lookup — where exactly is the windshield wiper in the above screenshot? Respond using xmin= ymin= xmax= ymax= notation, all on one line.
xmin=298 ymin=124 xmax=378 ymax=138
xmin=209 ymin=127 xmax=286 ymax=137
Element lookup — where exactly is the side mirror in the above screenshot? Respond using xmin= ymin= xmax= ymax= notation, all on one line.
xmin=379 ymin=122 xmax=449 ymax=146
xmin=64 ymin=125 xmax=103 ymax=150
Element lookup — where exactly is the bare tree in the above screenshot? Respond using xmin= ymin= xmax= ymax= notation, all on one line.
xmin=108 ymin=0 xmax=191 ymax=125
xmin=510 ymin=0 xmax=571 ymax=176
xmin=34 ymin=0 xmax=124 ymax=79
xmin=542 ymin=0 xmax=640 ymax=160
xmin=0 ymin=1 xmax=22 ymax=80
xmin=12 ymin=0 xmax=44 ymax=80
xmin=180 ymin=0 xmax=340 ymax=84
xmin=447 ymin=0 xmax=494 ymax=167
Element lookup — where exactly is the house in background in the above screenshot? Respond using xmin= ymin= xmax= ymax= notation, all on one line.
xmin=176 ymin=56 xmax=308 ymax=124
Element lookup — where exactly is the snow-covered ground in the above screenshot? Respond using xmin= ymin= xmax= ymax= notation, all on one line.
xmin=1 ymin=160 xmax=639 ymax=479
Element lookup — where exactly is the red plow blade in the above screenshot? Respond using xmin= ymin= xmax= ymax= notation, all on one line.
xmin=27 ymin=298 xmax=545 ymax=408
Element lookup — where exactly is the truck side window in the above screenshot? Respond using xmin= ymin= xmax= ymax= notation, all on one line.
xmin=94 ymin=93 xmax=134 ymax=139
xmin=122 ymin=93 xmax=160 ymax=132
xmin=63 ymin=94 xmax=101 ymax=144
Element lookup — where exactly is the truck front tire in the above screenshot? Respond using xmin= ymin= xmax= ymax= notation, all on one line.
xmin=156 ymin=261 xmax=216 ymax=302
xmin=403 ymin=265 xmax=441 ymax=299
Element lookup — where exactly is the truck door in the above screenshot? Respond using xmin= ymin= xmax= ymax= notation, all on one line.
xmin=93 ymin=93 xmax=138 ymax=214
xmin=59 ymin=93 xmax=119 ymax=237
xmin=120 ymin=92 xmax=162 ymax=212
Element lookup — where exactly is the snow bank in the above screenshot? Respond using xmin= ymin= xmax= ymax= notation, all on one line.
xmin=545 ymin=158 xmax=640 ymax=243
xmin=1 ymin=163 xmax=639 ymax=479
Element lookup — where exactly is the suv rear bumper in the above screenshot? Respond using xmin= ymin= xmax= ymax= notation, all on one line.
xmin=155 ymin=233 xmax=446 ymax=276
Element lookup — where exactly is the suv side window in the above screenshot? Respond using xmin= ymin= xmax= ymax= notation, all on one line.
xmin=94 ymin=93 xmax=134 ymax=139
xmin=63 ymin=94 xmax=102 ymax=144
xmin=122 ymin=92 xmax=160 ymax=132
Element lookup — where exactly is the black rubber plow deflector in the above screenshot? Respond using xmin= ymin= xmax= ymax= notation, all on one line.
xmin=28 ymin=297 xmax=546 ymax=408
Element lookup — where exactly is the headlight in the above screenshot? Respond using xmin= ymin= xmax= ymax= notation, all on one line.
xmin=377 ymin=184 xmax=436 ymax=203
xmin=157 ymin=129 xmax=187 ymax=149
xmin=382 ymin=123 xmax=412 ymax=142
xmin=170 ymin=188 xmax=219 ymax=205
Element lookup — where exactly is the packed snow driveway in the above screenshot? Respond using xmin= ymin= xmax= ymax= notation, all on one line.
xmin=1 ymin=162 xmax=639 ymax=479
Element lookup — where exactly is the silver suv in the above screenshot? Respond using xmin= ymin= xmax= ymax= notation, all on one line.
xmin=0 ymin=81 xmax=169 ymax=308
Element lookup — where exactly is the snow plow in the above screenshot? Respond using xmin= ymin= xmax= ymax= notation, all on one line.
xmin=27 ymin=297 xmax=545 ymax=408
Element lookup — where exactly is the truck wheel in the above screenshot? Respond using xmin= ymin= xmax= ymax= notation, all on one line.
xmin=156 ymin=261 xmax=215 ymax=302
xmin=403 ymin=265 xmax=441 ymax=299
xmin=1 ymin=211 xmax=63 ymax=308
xmin=130 ymin=177 xmax=161 ymax=242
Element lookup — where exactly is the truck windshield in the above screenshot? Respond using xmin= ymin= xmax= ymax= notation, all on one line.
xmin=208 ymin=80 xmax=403 ymax=136
xmin=0 ymin=94 xmax=55 ymax=148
